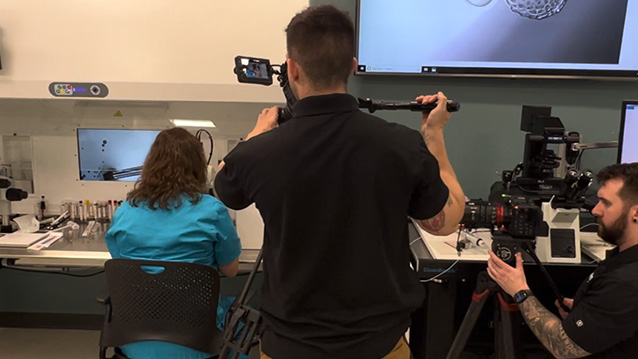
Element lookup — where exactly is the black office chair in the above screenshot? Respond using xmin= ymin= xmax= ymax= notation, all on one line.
xmin=98 ymin=258 xmax=224 ymax=359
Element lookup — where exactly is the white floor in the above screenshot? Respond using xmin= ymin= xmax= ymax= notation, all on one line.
xmin=0 ymin=328 xmax=101 ymax=359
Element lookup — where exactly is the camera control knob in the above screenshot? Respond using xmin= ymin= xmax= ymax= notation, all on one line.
xmin=496 ymin=246 xmax=513 ymax=262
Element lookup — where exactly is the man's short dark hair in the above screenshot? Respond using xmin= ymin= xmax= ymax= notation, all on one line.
xmin=286 ymin=5 xmax=354 ymax=90
xmin=596 ymin=163 xmax=638 ymax=207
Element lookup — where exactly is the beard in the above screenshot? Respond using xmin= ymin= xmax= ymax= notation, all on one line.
xmin=598 ymin=210 xmax=629 ymax=246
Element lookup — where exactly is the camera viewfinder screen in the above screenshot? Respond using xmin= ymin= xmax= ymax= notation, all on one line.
xmin=77 ymin=128 xmax=160 ymax=181
xmin=241 ymin=58 xmax=269 ymax=79
xmin=619 ymin=103 xmax=638 ymax=164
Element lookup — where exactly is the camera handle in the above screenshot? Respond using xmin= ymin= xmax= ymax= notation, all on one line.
xmin=272 ymin=64 xmax=296 ymax=124
xmin=270 ymin=63 xmax=461 ymax=123
xmin=358 ymin=97 xmax=460 ymax=114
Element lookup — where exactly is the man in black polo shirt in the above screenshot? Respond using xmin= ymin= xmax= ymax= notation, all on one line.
xmin=488 ymin=163 xmax=638 ymax=358
xmin=214 ymin=5 xmax=465 ymax=359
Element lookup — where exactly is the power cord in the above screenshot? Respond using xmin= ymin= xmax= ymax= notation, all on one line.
xmin=580 ymin=222 xmax=599 ymax=231
xmin=195 ymin=129 xmax=214 ymax=165
xmin=1 ymin=264 xmax=104 ymax=277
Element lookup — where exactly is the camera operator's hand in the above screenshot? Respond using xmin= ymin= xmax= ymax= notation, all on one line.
xmin=487 ymin=251 xmax=530 ymax=297
xmin=246 ymin=106 xmax=279 ymax=140
xmin=417 ymin=92 xmax=451 ymax=133
xmin=555 ymin=298 xmax=574 ymax=319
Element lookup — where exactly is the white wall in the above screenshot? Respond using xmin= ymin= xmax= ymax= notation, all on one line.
xmin=0 ymin=1 xmax=310 ymax=248
xmin=0 ymin=0 xmax=308 ymax=101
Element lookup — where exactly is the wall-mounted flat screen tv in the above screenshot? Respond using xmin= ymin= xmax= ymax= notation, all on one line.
xmin=356 ymin=0 xmax=638 ymax=79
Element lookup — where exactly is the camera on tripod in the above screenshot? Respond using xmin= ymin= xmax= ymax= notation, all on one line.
xmin=467 ymin=105 xmax=595 ymax=265
xmin=232 ymin=55 xmax=461 ymax=124
xmin=462 ymin=197 xmax=544 ymax=265
xmin=463 ymin=199 xmax=540 ymax=239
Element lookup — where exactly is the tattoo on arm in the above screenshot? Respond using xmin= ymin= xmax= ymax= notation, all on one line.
xmin=519 ymin=297 xmax=590 ymax=359
xmin=417 ymin=195 xmax=452 ymax=234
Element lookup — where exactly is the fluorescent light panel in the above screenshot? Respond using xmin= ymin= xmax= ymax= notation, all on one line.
xmin=170 ymin=119 xmax=216 ymax=128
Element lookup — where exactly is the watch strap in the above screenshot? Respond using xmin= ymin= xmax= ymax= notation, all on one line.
xmin=514 ymin=289 xmax=533 ymax=304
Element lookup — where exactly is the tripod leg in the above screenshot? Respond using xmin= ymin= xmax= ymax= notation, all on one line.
xmin=494 ymin=292 xmax=522 ymax=359
xmin=445 ymin=273 xmax=494 ymax=359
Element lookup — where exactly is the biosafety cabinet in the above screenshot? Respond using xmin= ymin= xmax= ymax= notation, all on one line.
xmin=0 ymin=0 xmax=309 ymax=248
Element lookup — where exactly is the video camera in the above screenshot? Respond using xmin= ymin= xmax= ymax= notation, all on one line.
xmin=462 ymin=197 xmax=545 ymax=265
xmin=463 ymin=198 xmax=541 ymax=240
xmin=233 ymin=55 xmax=460 ymax=123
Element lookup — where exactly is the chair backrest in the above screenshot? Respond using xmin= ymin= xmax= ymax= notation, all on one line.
xmin=100 ymin=258 xmax=224 ymax=355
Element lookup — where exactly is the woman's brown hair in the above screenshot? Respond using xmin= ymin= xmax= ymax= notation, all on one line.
xmin=127 ymin=127 xmax=207 ymax=210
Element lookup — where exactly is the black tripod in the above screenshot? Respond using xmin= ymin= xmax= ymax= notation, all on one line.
xmin=446 ymin=235 xmax=568 ymax=359
xmin=219 ymin=249 xmax=264 ymax=359
xmin=445 ymin=271 xmax=523 ymax=359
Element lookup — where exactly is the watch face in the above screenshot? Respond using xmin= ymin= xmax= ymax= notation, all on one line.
xmin=514 ymin=290 xmax=530 ymax=303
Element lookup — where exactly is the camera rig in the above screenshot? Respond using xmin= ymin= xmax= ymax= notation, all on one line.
xmin=233 ymin=55 xmax=460 ymax=123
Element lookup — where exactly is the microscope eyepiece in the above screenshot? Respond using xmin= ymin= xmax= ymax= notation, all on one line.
xmin=5 ymin=188 xmax=28 ymax=202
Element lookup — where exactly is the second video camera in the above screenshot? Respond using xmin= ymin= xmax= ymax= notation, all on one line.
xmin=234 ymin=56 xmax=296 ymax=123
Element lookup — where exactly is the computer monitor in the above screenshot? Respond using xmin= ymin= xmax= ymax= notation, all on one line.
xmin=77 ymin=128 xmax=161 ymax=181
xmin=618 ymin=101 xmax=638 ymax=164
xmin=356 ymin=0 xmax=638 ymax=79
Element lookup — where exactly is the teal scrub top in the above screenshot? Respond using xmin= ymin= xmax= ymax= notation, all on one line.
xmin=105 ymin=194 xmax=242 ymax=359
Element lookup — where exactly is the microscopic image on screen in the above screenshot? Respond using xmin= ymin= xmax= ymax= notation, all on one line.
xmin=77 ymin=129 xmax=160 ymax=181
xmin=357 ymin=0 xmax=637 ymax=76
xmin=467 ymin=0 xmax=495 ymax=7
xmin=505 ymin=0 xmax=568 ymax=20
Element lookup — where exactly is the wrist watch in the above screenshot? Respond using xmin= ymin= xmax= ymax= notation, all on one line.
xmin=513 ymin=289 xmax=534 ymax=304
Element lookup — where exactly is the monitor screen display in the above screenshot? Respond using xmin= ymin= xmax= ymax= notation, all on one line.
xmin=618 ymin=101 xmax=638 ymax=164
xmin=356 ymin=0 xmax=638 ymax=78
xmin=77 ymin=129 xmax=160 ymax=181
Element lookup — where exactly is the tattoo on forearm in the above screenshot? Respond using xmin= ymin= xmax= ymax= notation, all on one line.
xmin=418 ymin=213 xmax=446 ymax=235
xmin=519 ymin=297 xmax=590 ymax=358
xmin=447 ymin=196 xmax=453 ymax=207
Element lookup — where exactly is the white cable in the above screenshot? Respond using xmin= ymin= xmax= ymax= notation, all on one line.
xmin=580 ymin=222 xmax=599 ymax=231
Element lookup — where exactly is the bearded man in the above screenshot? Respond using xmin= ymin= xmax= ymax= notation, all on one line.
xmin=488 ymin=163 xmax=638 ymax=358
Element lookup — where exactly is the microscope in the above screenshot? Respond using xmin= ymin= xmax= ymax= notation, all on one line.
xmin=0 ymin=176 xmax=29 ymax=232
xmin=488 ymin=106 xmax=592 ymax=264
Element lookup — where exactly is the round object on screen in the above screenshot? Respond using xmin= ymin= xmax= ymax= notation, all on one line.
xmin=466 ymin=0 xmax=494 ymax=6
xmin=505 ymin=0 xmax=568 ymax=20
